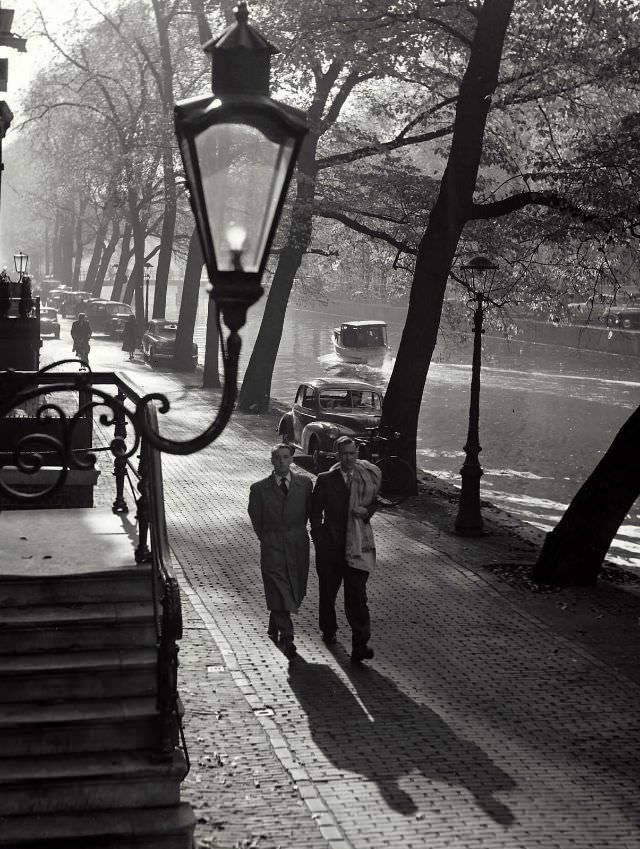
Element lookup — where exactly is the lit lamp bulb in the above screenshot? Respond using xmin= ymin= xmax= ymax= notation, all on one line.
xmin=226 ymin=223 xmax=247 ymax=271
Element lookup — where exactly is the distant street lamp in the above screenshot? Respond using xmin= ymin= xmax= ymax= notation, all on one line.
xmin=143 ymin=262 xmax=153 ymax=325
xmin=13 ymin=250 xmax=28 ymax=281
xmin=454 ymin=255 xmax=500 ymax=537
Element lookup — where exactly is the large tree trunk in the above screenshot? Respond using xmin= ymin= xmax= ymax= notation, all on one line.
xmin=72 ymin=208 xmax=84 ymax=290
xmin=202 ymin=297 xmax=220 ymax=388
xmin=237 ymin=140 xmax=318 ymax=412
xmin=174 ymin=227 xmax=203 ymax=370
xmin=94 ymin=217 xmax=121 ymax=298
xmin=84 ymin=216 xmax=108 ymax=295
xmin=380 ymin=0 xmax=515 ymax=473
xmin=237 ymin=242 xmax=306 ymax=411
xmin=150 ymin=0 xmax=177 ymax=320
xmin=111 ymin=223 xmax=132 ymax=301
xmin=533 ymin=404 xmax=640 ymax=586
xmin=152 ymin=147 xmax=176 ymax=319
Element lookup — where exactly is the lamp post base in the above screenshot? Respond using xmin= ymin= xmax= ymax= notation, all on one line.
xmin=454 ymin=462 xmax=485 ymax=536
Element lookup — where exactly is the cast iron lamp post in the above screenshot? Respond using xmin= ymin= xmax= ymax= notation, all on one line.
xmin=454 ymin=255 xmax=499 ymax=536
xmin=143 ymin=262 xmax=152 ymax=325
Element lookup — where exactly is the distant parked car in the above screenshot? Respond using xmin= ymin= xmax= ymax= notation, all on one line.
xmin=47 ymin=286 xmax=72 ymax=311
xmin=604 ymin=305 xmax=640 ymax=330
xmin=141 ymin=319 xmax=198 ymax=369
xmin=60 ymin=290 xmax=92 ymax=318
xmin=39 ymin=307 xmax=60 ymax=339
xmin=277 ymin=377 xmax=383 ymax=473
xmin=85 ymin=299 xmax=134 ymax=335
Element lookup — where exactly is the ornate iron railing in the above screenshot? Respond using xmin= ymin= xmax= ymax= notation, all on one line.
xmin=0 ymin=363 xmax=189 ymax=766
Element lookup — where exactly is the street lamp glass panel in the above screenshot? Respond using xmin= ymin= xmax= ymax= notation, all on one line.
xmin=193 ymin=120 xmax=295 ymax=273
xmin=13 ymin=252 xmax=28 ymax=276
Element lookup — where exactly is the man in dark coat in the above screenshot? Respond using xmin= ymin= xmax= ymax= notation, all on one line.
xmin=311 ymin=436 xmax=381 ymax=664
xmin=248 ymin=443 xmax=312 ymax=659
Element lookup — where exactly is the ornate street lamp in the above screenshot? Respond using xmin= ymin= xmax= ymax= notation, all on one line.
xmin=174 ymin=2 xmax=308 ymax=335
xmin=13 ymin=251 xmax=28 ymax=281
xmin=454 ymin=255 xmax=499 ymax=537
xmin=143 ymin=262 xmax=153 ymax=325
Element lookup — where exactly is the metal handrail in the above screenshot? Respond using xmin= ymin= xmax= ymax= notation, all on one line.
xmin=0 ymin=367 xmax=188 ymax=766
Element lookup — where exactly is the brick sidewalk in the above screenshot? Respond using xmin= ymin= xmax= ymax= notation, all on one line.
xmin=139 ymin=389 xmax=640 ymax=849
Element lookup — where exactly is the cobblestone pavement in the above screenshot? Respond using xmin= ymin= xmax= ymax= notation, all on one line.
xmin=135 ymin=387 xmax=640 ymax=849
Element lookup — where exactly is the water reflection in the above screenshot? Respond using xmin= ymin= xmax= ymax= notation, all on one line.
xmin=167 ymin=288 xmax=640 ymax=569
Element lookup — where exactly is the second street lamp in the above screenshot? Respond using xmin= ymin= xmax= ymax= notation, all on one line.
xmin=454 ymin=255 xmax=499 ymax=537
xmin=144 ymin=262 xmax=152 ymax=325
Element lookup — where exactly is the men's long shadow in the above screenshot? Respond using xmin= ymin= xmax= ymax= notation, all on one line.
xmin=288 ymin=656 xmax=516 ymax=825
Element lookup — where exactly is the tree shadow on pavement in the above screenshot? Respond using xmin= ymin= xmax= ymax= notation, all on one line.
xmin=287 ymin=655 xmax=516 ymax=825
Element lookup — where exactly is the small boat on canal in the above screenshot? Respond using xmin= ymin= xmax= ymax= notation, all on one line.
xmin=332 ymin=320 xmax=389 ymax=365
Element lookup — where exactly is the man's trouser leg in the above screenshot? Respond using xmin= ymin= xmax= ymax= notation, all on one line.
xmin=343 ymin=566 xmax=370 ymax=649
xmin=270 ymin=609 xmax=294 ymax=640
xmin=316 ymin=555 xmax=343 ymax=637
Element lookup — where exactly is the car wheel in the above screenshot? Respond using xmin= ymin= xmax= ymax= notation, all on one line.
xmin=54 ymin=331 xmax=60 ymax=339
xmin=309 ymin=437 xmax=323 ymax=474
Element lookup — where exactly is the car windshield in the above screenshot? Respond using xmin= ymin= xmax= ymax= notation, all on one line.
xmin=41 ymin=309 xmax=57 ymax=319
xmin=105 ymin=302 xmax=132 ymax=315
xmin=318 ymin=389 xmax=381 ymax=411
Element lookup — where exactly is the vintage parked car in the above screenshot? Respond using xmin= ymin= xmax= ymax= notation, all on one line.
xmin=277 ymin=377 xmax=383 ymax=473
xmin=39 ymin=306 xmax=60 ymax=339
xmin=84 ymin=299 xmax=134 ymax=335
xmin=60 ymin=290 xmax=93 ymax=318
xmin=141 ymin=319 xmax=198 ymax=369
xmin=603 ymin=305 xmax=640 ymax=330
xmin=47 ymin=286 xmax=72 ymax=311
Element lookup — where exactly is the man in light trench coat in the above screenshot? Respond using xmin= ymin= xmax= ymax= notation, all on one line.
xmin=248 ymin=443 xmax=313 ymax=659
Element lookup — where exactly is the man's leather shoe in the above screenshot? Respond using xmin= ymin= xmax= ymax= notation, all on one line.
xmin=322 ymin=632 xmax=337 ymax=645
xmin=351 ymin=645 xmax=374 ymax=664
xmin=281 ymin=638 xmax=297 ymax=659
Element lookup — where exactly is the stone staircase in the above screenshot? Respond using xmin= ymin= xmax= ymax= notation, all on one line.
xmin=0 ymin=510 xmax=195 ymax=848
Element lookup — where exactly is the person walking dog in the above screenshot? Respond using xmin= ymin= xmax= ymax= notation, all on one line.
xmin=248 ymin=444 xmax=313 ymax=659
xmin=311 ymin=436 xmax=381 ymax=664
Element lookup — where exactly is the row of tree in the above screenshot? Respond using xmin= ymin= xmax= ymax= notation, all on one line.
xmin=4 ymin=0 xmax=640 ymax=583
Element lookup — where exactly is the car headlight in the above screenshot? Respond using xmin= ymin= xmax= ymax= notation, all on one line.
xmin=328 ymin=427 xmax=340 ymax=439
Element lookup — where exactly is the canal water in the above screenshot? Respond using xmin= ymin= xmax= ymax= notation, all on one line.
xmin=166 ymin=288 xmax=640 ymax=569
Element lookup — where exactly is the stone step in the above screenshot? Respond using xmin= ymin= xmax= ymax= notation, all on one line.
xmin=0 ymin=601 xmax=156 ymax=654
xmin=0 ymin=802 xmax=195 ymax=848
xmin=0 ymin=697 xmax=158 ymax=756
xmin=0 ymin=648 xmax=157 ymax=702
xmin=0 ymin=749 xmax=187 ymax=815
xmin=0 ymin=568 xmax=152 ymax=607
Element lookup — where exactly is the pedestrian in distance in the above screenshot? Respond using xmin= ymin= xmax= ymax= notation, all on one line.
xmin=122 ymin=313 xmax=138 ymax=361
xmin=248 ymin=443 xmax=313 ymax=659
xmin=310 ymin=435 xmax=382 ymax=664
xmin=71 ymin=312 xmax=92 ymax=371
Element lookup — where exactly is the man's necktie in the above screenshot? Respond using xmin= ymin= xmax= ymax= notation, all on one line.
xmin=280 ymin=477 xmax=288 ymax=495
